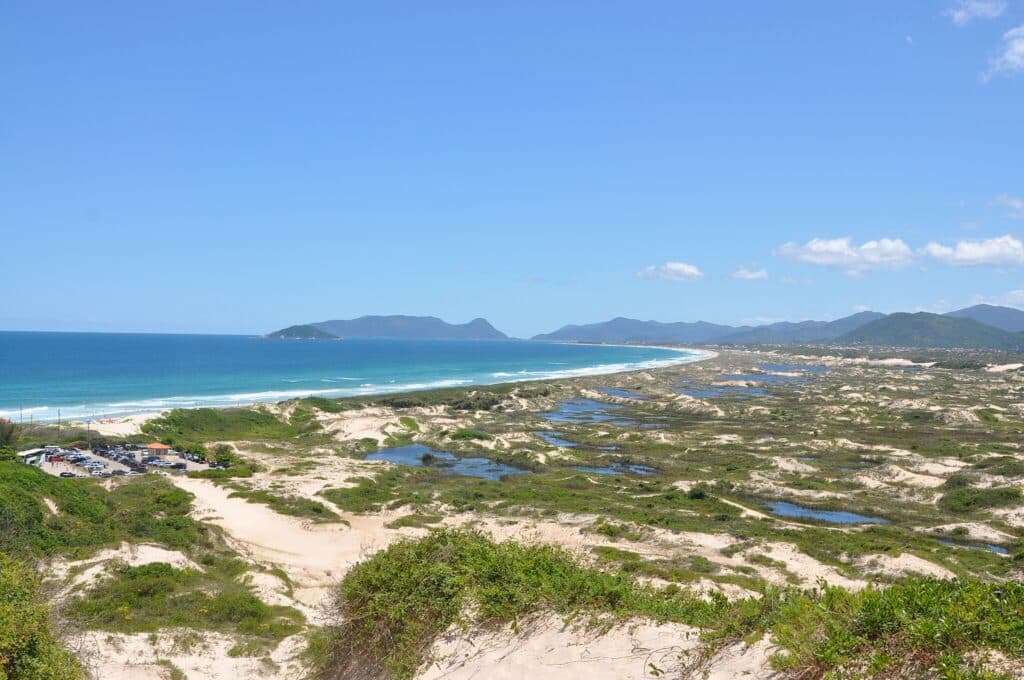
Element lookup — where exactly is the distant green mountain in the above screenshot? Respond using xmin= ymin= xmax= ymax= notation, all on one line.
xmin=945 ymin=304 xmax=1024 ymax=333
xmin=267 ymin=315 xmax=508 ymax=340
xmin=718 ymin=311 xmax=885 ymax=344
xmin=265 ymin=324 xmax=338 ymax=339
xmin=530 ymin=311 xmax=884 ymax=345
xmin=532 ymin=317 xmax=746 ymax=344
xmin=839 ymin=312 xmax=1024 ymax=350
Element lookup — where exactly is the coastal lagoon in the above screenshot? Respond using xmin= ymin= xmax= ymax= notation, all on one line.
xmin=0 ymin=332 xmax=706 ymax=422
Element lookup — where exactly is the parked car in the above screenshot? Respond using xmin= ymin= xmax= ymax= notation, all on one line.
xmin=59 ymin=471 xmax=76 ymax=478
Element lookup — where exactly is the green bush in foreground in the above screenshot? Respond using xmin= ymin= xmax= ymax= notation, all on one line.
xmin=310 ymin=530 xmax=1024 ymax=680
xmin=307 ymin=528 xmax=722 ymax=680
xmin=0 ymin=555 xmax=84 ymax=679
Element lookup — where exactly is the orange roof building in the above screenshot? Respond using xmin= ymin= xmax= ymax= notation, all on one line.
xmin=146 ymin=442 xmax=171 ymax=451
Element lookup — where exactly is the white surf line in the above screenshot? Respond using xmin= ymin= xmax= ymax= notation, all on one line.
xmin=22 ymin=346 xmax=716 ymax=422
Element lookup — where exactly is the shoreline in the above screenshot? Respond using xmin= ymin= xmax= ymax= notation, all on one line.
xmin=35 ymin=345 xmax=715 ymax=430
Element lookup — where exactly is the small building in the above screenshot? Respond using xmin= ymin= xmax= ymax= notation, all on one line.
xmin=146 ymin=442 xmax=172 ymax=456
xmin=17 ymin=448 xmax=46 ymax=466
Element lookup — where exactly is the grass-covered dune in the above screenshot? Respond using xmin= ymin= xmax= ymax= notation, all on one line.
xmin=308 ymin=529 xmax=1024 ymax=680
xmin=0 ymin=460 xmax=306 ymax=673
xmin=0 ymin=554 xmax=85 ymax=680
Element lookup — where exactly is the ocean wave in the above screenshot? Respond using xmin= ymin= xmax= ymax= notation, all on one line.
xmin=11 ymin=348 xmax=710 ymax=423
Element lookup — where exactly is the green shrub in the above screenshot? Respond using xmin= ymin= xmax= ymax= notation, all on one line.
xmin=66 ymin=562 xmax=303 ymax=640
xmin=307 ymin=529 xmax=722 ymax=680
xmin=938 ymin=487 xmax=1022 ymax=513
xmin=757 ymin=578 xmax=1024 ymax=676
xmin=0 ymin=462 xmax=207 ymax=558
xmin=450 ymin=428 xmax=493 ymax=441
xmin=0 ymin=555 xmax=84 ymax=679
xmin=142 ymin=408 xmax=300 ymax=442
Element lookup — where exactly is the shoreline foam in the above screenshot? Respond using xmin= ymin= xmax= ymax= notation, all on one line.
xmin=17 ymin=345 xmax=712 ymax=424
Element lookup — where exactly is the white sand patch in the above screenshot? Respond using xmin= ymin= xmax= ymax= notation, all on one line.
xmin=929 ymin=523 xmax=1016 ymax=544
xmin=856 ymin=553 xmax=954 ymax=580
xmin=857 ymin=464 xmax=945 ymax=489
xmin=987 ymin=363 xmax=1024 ymax=373
xmin=171 ymin=476 xmax=413 ymax=607
xmin=772 ymin=457 xmax=816 ymax=474
xmin=761 ymin=543 xmax=864 ymax=590
xmin=317 ymin=406 xmax=401 ymax=443
xmin=50 ymin=543 xmax=201 ymax=598
xmin=671 ymin=394 xmax=724 ymax=416
xmin=43 ymin=497 xmax=59 ymax=514
xmin=420 ymin=615 xmax=698 ymax=680
xmin=911 ymin=458 xmax=968 ymax=476
xmin=942 ymin=408 xmax=980 ymax=425
xmin=83 ymin=413 xmax=162 ymax=437
xmin=700 ymin=637 xmax=777 ymax=679
xmin=72 ymin=629 xmax=305 ymax=680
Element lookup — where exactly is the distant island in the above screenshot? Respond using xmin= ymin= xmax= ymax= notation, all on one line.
xmin=265 ymin=315 xmax=508 ymax=340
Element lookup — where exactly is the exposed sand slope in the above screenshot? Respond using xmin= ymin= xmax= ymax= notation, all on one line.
xmin=420 ymin=616 xmax=697 ymax=680
xmin=172 ymin=476 xmax=416 ymax=610
xmin=72 ymin=629 xmax=306 ymax=680
xmin=419 ymin=615 xmax=776 ymax=680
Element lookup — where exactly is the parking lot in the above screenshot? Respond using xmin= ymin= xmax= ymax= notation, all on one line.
xmin=35 ymin=445 xmax=213 ymax=479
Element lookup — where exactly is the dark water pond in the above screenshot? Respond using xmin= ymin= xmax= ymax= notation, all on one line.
xmin=543 ymin=399 xmax=666 ymax=429
xmin=760 ymin=363 xmax=828 ymax=374
xmin=534 ymin=431 xmax=579 ymax=448
xmin=766 ymin=501 xmax=888 ymax=524
xmin=597 ymin=387 xmax=648 ymax=400
xmin=938 ymin=539 xmax=1010 ymax=556
xmin=721 ymin=373 xmax=806 ymax=385
xmin=676 ymin=381 xmax=769 ymax=399
xmin=366 ymin=444 xmax=529 ymax=480
xmin=534 ymin=430 xmax=621 ymax=451
xmin=572 ymin=463 xmax=656 ymax=476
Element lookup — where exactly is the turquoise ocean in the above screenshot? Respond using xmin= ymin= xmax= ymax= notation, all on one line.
xmin=0 ymin=332 xmax=706 ymax=423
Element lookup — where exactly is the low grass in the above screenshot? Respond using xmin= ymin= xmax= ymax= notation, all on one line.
xmin=225 ymin=485 xmax=343 ymax=523
xmin=450 ymin=428 xmax=493 ymax=441
xmin=0 ymin=462 xmax=209 ymax=558
xmin=66 ymin=562 xmax=304 ymax=644
xmin=142 ymin=407 xmax=313 ymax=445
xmin=385 ymin=513 xmax=443 ymax=529
xmin=938 ymin=487 xmax=1023 ymax=513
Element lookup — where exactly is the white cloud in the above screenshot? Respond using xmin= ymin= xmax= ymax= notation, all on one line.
xmin=921 ymin=234 xmax=1024 ymax=266
xmin=973 ymin=289 xmax=1024 ymax=306
xmin=946 ymin=0 xmax=1007 ymax=25
xmin=985 ymin=25 xmax=1024 ymax=80
xmin=637 ymin=261 xmax=704 ymax=281
xmin=775 ymin=237 xmax=914 ymax=274
xmin=993 ymin=194 xmax=1024 ymax=219
xmin=853 ymin=304 xmax=873 ymax=312
xmin=732 ymin=266 xmax=768 ymax=280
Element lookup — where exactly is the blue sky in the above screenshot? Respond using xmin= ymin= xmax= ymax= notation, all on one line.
xmin=2 ymin=1 xmax=1023 ymax=338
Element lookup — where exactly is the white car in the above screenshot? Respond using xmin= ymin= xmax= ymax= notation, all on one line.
xmin=149 ymin=470 xmax=170 ymax=477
